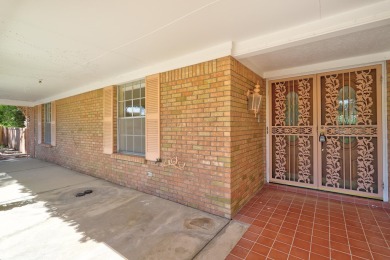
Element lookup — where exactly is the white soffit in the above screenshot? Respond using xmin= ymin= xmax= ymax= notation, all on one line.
xmin=235 ymin=0 xmax=390 ymax=78
xmin=0 ymin=0 xmax=389 ymax=106
xmin=241 ymin=23 xmax=390 ymax=79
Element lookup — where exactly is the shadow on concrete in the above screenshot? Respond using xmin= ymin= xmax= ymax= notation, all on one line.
xmin=0 ymin=158 xmax=244 ymax=260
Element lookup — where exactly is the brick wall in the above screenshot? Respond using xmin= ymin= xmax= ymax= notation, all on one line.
xmin=159 ymin=57 xmax=233 ymax=216
xmin=34 ymin=91 xmax=106 ymax=172
xmin=230 ymin=58 xmax=266 ymax=215
xmin=28 ymin=56 xmax=266 ymax=218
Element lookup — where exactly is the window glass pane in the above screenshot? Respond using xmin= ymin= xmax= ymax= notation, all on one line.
xmin=133 ymin=85 xmax=141 ymax=99
xmin=134 ymin=118 xmax=142 ymax=135
xmin=126 ymin=136 xmax=134 ymax=152
xmin=48 ymin=104 xmax=51 ymax=122
xmin=117 ymin=79 xmax=145 ymax=155
xmin=44 ymin=123 xmax=51 ymax=143
xmin=285 ymin=91 xmax=298 ymax=126
xmin=44 ymin=103 xmax=51 ymax=123
xmin=141 ymin=98 xmax=145 ymax=116
xmin=118 ymin=86 xmax=125 ymax=101
xmin=125 ymin=86 xmax=132 ymax=100
xmin=134 ymin=136 xmax=143 ymax=154
xmin=119 ymin=135 xmax=126 ymax=152
xmin=133 ymin=99 xmax=141 ymax=117
xmin=337 ymin=86 xmax=357 ymax=125
xmin=44 ymin=103 xmax=51 ymax=144
xmin=126 ymin=119 xmax=134 ymax=135
xmin=141 ymin=136 xmax=145 ymax=154
xmin=119 ymin=118 xmax=126 ymax=136
xmin=141 ymin=118 xmax=145 ymax=135
xmin=125 ymin=101 xmax=133 ymax=117
xmin=118 ymin=101 xmax=124 ymax=117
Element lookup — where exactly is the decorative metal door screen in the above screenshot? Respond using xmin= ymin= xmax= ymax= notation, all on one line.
xmin=270 ymin=76 xmax=317 ymax=188
xmin=270 ymin=65 xmax=382 ymax=199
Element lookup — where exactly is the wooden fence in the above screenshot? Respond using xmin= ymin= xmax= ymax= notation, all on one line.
xmin=0 ymin=126 xmax=26 ymax=153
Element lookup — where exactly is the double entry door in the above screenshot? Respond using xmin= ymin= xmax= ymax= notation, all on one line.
xmin=269 ymin=65 xmax=383 ymax=199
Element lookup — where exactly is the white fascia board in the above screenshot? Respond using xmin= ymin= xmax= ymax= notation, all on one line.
xmin=0 ymin=99 xmax=35 ymax=107
xmin=33 ymin=41 xmax=232 ymax=106
xmin=263 ymin=51 xmax=390 ymax=80
xmin=233 ymin=1 xmax=390 ymax=59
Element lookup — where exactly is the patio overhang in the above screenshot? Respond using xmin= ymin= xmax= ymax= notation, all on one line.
xmin=1 ymin=1 xmax=390 ymax=106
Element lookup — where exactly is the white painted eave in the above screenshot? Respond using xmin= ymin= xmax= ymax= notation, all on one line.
xmin=233 ymin=1 xmax=390 ymax=59
xmin=0 ymin=99 xmax=35 ymax=107
xmin=263 ymin=51 xmax=390 ymax=80
xmin=2 ymin=1 xmax=390 ymax=106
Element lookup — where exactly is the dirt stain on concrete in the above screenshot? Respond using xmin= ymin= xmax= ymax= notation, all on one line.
xmin=184 ymin=217 xmax=215 ymax=230
xmin=127 ymin=211 xmax=152 ymax=227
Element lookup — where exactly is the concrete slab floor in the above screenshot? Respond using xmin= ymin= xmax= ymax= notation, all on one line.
xmin=0 ymin=158 xmax=247 ymax=260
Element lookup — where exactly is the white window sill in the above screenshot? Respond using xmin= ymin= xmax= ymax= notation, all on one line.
xmin=111 ymin=153 xmax=145 ymax=164
xmin=39 ymin=143 xmax=54 ymax=148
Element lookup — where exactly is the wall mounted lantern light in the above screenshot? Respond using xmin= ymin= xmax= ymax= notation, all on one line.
xmin=247 ymin=81 xmax=262 ymax=121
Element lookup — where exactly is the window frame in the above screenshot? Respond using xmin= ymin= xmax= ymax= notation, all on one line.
xmin=43 ymin=103 xmax=51 ymax=144
xmin=117 ymin=79 xmax=146 ymax=156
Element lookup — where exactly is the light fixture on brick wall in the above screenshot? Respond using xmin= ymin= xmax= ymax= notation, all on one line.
xmin=247 ymin=81 xmax=262 ymax=121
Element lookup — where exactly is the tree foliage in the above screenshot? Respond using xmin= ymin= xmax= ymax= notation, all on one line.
xmin=0 ymin=105 xmax=25 ymax=127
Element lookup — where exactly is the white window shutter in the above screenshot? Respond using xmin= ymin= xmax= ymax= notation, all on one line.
xmin=103 ymin=86 xmax=114 ymax=154
xmin=145 ymin=74 xmax=160 ymax=161
xmin=51 ymin=101 xmax=56 ymax=146
xmin=37 ymin=105 xmax=42 ymax=144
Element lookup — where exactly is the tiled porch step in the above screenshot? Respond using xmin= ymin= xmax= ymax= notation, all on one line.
xmin=228 ymin=185 xmax=390 ymax=260
xmin=267 ymin=183 xmax=390 ymax=209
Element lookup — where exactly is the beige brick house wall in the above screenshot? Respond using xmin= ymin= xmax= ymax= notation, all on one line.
xmin=231 ymin=58 xmax=266 ymax=215
xmin=29 ymin=56 xmax=266 ymax=218
xmin=159 ymin=57 xmax=233 ymax=216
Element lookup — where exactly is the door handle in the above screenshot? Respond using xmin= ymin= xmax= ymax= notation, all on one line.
xmin=319 ymin=133 xmax=326 ymax=142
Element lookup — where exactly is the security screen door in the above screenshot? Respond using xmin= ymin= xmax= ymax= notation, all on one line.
xmin=270 ymin=65 xmax=382 ymax=199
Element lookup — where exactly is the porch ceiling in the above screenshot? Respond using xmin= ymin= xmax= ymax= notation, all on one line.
xmin=1 ymin=0 xmax=390 ymax=106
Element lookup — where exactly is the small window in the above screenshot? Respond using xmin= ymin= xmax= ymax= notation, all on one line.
xmin=338 ymin=85 xmax=357 ymax=144
xmin=44 ymin=103 xmax=51 ymax=144
xmin=285 ymin=91 xmax=299 ymax=142
xmin=285 ymin=91 xmax=299 ymax=126
xmin=337 ymin=85 xmax=357 ymax=125
xmin=117 ymin=80 xmax=145 ymax=155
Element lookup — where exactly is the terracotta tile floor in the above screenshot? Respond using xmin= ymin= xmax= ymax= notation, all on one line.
xmin=227 ymin=185 xmax=390 ymax=260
